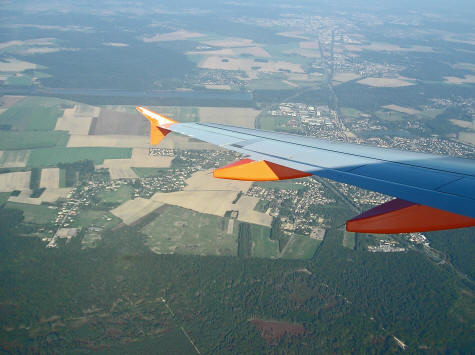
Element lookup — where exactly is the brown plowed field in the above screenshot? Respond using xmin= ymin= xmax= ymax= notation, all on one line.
xmin=91 ymin=109 xmax=148 ymax=136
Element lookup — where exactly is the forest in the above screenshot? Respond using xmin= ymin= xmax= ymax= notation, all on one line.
xmin=0 ymin=205 xmax=473 ymax=353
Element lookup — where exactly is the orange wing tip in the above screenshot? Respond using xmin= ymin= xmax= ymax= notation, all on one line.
xmin=213 ymin=159 xmax=311 ymax=181
xmin=346 ymin=198 xmax=475 ymax=234
xmin=150 ymin=124 xmax=171 ymax=145
xmin=136 ymin=106 xmax=177 ymax=127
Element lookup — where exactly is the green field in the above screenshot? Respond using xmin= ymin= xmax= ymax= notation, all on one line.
xmin=72 ymin=209 xmax=121 ymax=229
xmin=143 ymin=206 xmax=238 ymax=256
xmin=97 ymin=185 xmax=133 ymax=204
xmin=342 ymin=231 xmax=356 ymax=249
xmin=27 ymin=147 xmax=132 ymax=167
xmin=0 ymin=131 xmax=69 ymax=150
xmin=248 ymin=79 xmax=296 ymax=91
xmin=7 ymin=75 xmax=34 ymax=86
xmin=256 ymin=114 xmax=289 ymax=131
xmin=375 ymin=110 xmax=405 ymax=122
xmin=0 ymin=96 xmax=66 ymax=131
xmin=4 ymin=202 xmax=57 ymax=224
xmin=0 ymin=150 xmax=29 ymax=166
xmin=251 ymin=224 xmax=279 ymax=258
xmin=59 ymin=168 xmax=66 ymax=188
xmin=149 ymin=106 xmax=199 ymax=122
xmin=0 ymin=192 xmax=10 ymax=205
xmin=132 ymin=167 xmax=169 ymax=178
xmin=254 ymin=199 xmax=269 ymax=213
xmin=280 ymin=234 xmax=321 ymax=259
xmin=341 ymin=107 xmax=365 ymax=120
xmin=264 ymin=43 xmax=312 ymax=64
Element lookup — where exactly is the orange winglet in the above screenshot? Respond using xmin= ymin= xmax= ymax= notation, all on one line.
xmin=150 ymin=123 xmax=171 ymax=145
xmin=346 ymin=198 xmax=475 ymax=234
xmin=137 ymin=106 xmax=176 ymax=145
xmin=213 ymin=159 xmax=311 ymax=181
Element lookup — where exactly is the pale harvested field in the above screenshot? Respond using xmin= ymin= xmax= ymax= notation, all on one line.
xmin=188 ymin=48 xmax=235 ymax=56
xmin=346 ymin=43 xmax=433 ymax=52
xmin=40 ymin=168 xmax=60 ymax=188
xmin=9 ymin=191 xmax=42 ymax=205
xmin=0 ymin=171 xmax=31 ymax=192
xmin=278 ymin=31 xmax=309 ymax=40
xmin=203 ymin=38 xmax=254 ymax=47
xmin=450 ymin=119 xmax=474 ymax=129
xmin=383 ymin=105 xmax=420 ymax=115
xmin=282 ymin=80 xmax=298 ymax=88
xmin=444 ymin=75 xmax=475 ymax=84
xmin=55 ymin=104 xmax=99 ymax=135
xmin=459 ymin=132 xmax=475 ymax=145
xmin=286 ymin=73 xmax=313 ymax=81
xmin=1 ymin=95 xmax=25 ymax=108
xmin=100 ymin=148 xmax=173 ymax=169
xmin=103 ymin=42 xmax=128 ymax=47
xmin=233 ymin=46 xmax=271 ymax=57
xmin=234 ymin=195 xmax=272 ymax=226
xmin=144 ymin=30 xmax=203 ymax=42
xmin=67 ymin=135 xmax=149 ymax=148
xmin=299 ymin=41 xmax=318 ymax=49
xmin=20 ymin=48 xmax=59 ymax=55
xmin=453 ymin=63 xmax=475 ymax=72
xmin=184 ymin=170 xmax=252 ymax=192
xmin=109 ymin=167 xmax=138 ymax=179
xmin=358 ymin=77 xmax=414 ymax=87
xmin=151 ymin=191 xmax=271 ymax=227
xmin=284 ymin=48 xmax=320 ymax=58
xmin=199 ymin=56 xmax=304 ymax=77
xmin=333 ymin=72 xmax=361 ymax=83
xmin=151 ymin=190 xmax=237 ymax=216
xmin=0 ymin=59 xmax=37 ymax=72
xmin=204 ymin=84 xmax=232 ymax=90
xmin=0 ymin=150 xmax=30 ymax=168
xmin=199 ymin=107 xmax=260 ymax=128
xmin=41 ymin=188 xmax=72 ymax=202
xmin=189 ymin=46 xmax=271 ymax=58
xmin=148 ymin=170 xmax=271 ymax=227
xmin=111 ymin=198 xmax=164 ymax=225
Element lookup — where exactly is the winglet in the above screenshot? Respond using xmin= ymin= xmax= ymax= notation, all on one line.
xmin=136 ymin=106 xmax=177 ymax=128
xmin=136 ymin=106 xmax=177 ymax=145
xmin=346 ymin=198 xmax=475 ymax=234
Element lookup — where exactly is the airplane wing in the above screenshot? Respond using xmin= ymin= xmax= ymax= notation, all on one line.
xmin=137 ymin=106 xmax=475 ymax=234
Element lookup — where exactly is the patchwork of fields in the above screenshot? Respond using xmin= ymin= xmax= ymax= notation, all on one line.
xmin=0 ymin=95 xmax=321 ymax=261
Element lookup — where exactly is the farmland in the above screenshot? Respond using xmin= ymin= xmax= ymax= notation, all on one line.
xmin=27 ymin=147 xmax=132 ymax=167
xmin=0 ymin=131 xmax=69 ymax=150
xmin=143 ymin=206 xmax=238 ymax=256
xmin=0 ymin=150 xmax=30 ymax=168
xmin=71 ymin=209 xmax=121 ymax=229
xmin=97 ymin=185 xmax=134 ymax=204
xmin=111 ymin=198 xmax=164 ymax=225
xmin=251 ymin=224 xmax=279 ymax=258
xmin=280 ymin=234 xmax=321 ymax=259
xmin=343 ymin=231 xmax=356 ymax=249
xmin=4 ymin=201 xmax=57 ymax=224
xmin=0 ymin=96 xmax=66 ymax=131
